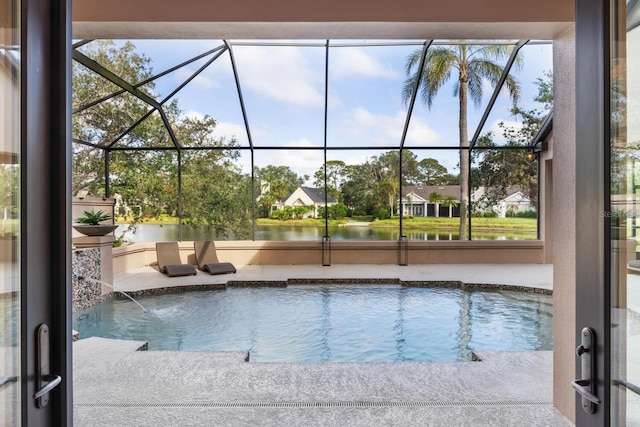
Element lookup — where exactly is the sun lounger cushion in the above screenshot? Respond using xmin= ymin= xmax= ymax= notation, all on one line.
xmin=194 ymin=241 xmax=236 ymax=275
xmin=202 ymin=262 xmax=236 ymax=275
xmin=156 ymin=242 xmax=197 ymax=277
xmin=162 ymin=264 xmax=198 ymax=277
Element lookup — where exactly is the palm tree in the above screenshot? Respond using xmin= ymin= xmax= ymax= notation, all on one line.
xmin=441 ymin=195 xmax=459 ymax=218
xmin=378 ymin=175 xmax=399 ymax=216
xmin=429 ymin=191 xmax=443 ymax=217
xmin=402 ymin=43 xmax=522 ymax=238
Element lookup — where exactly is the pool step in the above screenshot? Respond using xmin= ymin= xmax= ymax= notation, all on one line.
xmin=74 ymin=337 xmax=149 ymax=358
xmin=73 ymin=337 xmax=249 ymax=370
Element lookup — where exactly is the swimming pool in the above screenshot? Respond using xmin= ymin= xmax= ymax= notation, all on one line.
xmin=73 ymin=284 xmax=553 ymax=362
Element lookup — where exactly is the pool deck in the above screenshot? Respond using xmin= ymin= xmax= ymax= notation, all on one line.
xmin=113 ymin=263 xmax=555 ymax=293
xmin=69 ymin=263 xmax=574 ymax=426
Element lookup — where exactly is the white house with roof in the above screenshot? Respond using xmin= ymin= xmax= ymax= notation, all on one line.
xmin=401 ymin=186 xmax=461 ymax=217
xmin=400 ymin=185 xmax=535 ymax=218
xmin=471 ymin=186 xmax=535 ymax=217
xmin=283 ymin=186 xmax=338 ymax=218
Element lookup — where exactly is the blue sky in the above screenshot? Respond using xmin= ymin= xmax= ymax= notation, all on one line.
xmin=102 ymin=39 xmax=552 ymax=184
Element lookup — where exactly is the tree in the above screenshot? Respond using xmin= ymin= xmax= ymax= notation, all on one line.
xmin=403 ymin=44 xmax=522 ymax=239
xmin=72 ymin=40 xmax=252 ymax=239
xmin=441 ymin=195 xmax=459 ymax=218
xmin=340 ymin=162 xmax=377 ymax=215
xmin=472 ymin=71 xmax=553 ymax=211
xmin=0 ymin=165 xmax=19 ymax=222
xmin=378 ymin=175 xmax=399 ymax=215
xmin=429 ymin=191 xmax=444 ymax=217
xmin=418 ymin=158 xmax=449 ymax=185
xmin=313 ymin=160 xmax=346 ymax=203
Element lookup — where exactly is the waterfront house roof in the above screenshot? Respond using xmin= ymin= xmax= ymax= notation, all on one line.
xmin=402 ymin=185 xmax=461 ymax=201
xmin=298 ymin=186 xmax=337 ymax=204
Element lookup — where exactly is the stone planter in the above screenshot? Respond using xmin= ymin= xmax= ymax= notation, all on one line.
xmin=72 ymin=224 xmax=118 ymax=236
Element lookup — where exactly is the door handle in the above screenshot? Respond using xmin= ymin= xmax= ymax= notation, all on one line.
xmin=34 ymin=375 xmax=62 ymax=400
xmin=35 ymin=324 xmax=62 ymax=408
xmin=573 ymin=327 xmax=601 ymax=414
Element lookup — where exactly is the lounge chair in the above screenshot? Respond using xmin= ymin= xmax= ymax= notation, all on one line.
xmin=194 ymin=241 xmax=237 ymax=275
xmin=156 ymin=242 xmax=197 ymax=277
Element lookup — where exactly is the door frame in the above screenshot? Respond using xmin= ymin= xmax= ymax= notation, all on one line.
xmin=20 ymin=0 xmax=72 ymax=424
xmin=575 ymin=0 xmax=611 ymax=425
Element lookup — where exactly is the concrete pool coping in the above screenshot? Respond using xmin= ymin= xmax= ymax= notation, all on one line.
xmin=113 ymin=263 xmax=554 ymax=295
xmin=73 ymin=337 xmax=572 ymax=426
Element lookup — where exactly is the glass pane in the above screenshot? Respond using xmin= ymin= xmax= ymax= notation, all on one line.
xmin=110 ymin=150 xmax=178 ymax=242
xmin=133 ymin=40 xmax=227 ymax=101
xmin=181 ymin=148 xmax=252 ymax=241
xmin=401 ymin=149 xmax=462 ymax=241
xmin=612 ymin=0 xmax=640 ymax=424
xmin=404 ymin=41 xmax=520 ymax=149
xmin=163 ymin=51 xmax=250 ymax=149
xmin=472 ymin=42 xmax=553 ymax=148
xmin=254 ymin=149 xmax=324 ymax=240
xmin=325 ymin=149 xmax=399 ymax=241
xmin=470 ymin=147 xmax=538 ymax=240
xmin=0 ymin=0 xmax=20 ymax=423
xmin=232 ymin=43 xmax=325 ymax=148
xmin=327 ymin=43 xmax=417 ymax=148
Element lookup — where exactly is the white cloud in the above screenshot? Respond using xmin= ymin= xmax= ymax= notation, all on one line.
xmin=342 ymin=108 xmax=447 ymax=146
xmin=175 ymin=68 xmax=216 ymax=89
xmin=488 ymin=119 xmax=524 ymax=143
xmin=330 ymin=48 xmax=400 ymax=80
xmin=213 ymin=121 xmax=249 ymax=146
xmin=255 ymin=139 xmax=323 ymax=184
xmin=184 ymin=110 xmax=205 ymax=120
xmin=232 ymin=46 xmax=324 ymax=107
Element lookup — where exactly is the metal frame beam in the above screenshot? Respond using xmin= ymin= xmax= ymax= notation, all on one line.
xmin=71 ymin=38 xmax=546 ymax=248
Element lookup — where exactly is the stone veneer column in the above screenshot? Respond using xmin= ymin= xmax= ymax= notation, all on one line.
xmin=73 ymin=235 xmax=114 ymax=295
xmin=553 ymin=26 xmax=576 ymax=423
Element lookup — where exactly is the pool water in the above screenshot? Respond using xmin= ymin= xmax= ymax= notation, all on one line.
xmin=73 ymin=285 xmax=553 ymax=362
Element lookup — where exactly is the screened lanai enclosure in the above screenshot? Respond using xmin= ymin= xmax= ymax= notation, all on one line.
xmin=71 ymin=39 xmax=552 ymax=245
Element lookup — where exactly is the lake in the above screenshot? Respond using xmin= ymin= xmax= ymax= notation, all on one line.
xmin=115 ymin=223 xmax=537 ymax=242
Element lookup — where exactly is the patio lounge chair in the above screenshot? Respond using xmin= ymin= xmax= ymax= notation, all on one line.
xmin=156 ymin=242 xmax=197 ymax=277
xmin=194 ymin=240 xmax=237 ymax=275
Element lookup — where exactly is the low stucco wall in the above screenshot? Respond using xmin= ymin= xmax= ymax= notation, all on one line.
xmin=112 ymin=240 xmax=545 ymax=274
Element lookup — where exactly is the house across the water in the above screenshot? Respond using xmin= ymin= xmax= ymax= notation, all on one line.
xmin=400 ymin=185 xmax=535 ymax=218
xmin=282 ymin=186 xmax=337 ymax=218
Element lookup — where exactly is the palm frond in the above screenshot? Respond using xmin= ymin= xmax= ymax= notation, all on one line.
xmin=403 ymin=46 xmax=457 ymax=109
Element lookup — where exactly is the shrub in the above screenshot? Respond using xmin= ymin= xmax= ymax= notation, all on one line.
xmin=330 ymin=203 xmax=348 ymax=220
xmin=375 ymin=206 xmax=391 ymax=220
xmin=516 ymin=210 xmax=537 ymax=218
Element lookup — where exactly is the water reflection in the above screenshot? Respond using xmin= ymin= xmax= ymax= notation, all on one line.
xmin=116 ymin=224 xmax=536 ymax=242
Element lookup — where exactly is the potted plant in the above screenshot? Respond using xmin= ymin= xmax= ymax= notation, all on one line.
xmin=73 ymin=209 xmax=118 ymax=236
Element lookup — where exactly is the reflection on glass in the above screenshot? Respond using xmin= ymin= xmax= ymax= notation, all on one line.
xmin=0 ymin=0 xmax=20 ymax=423
xmin=612 ymin=0 xmax=640 ymax=424
xmin=72 ymin=142 xmax=105 ymax=198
